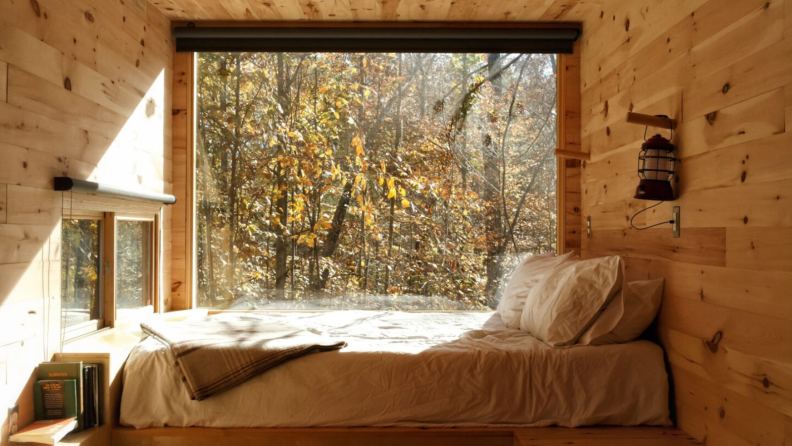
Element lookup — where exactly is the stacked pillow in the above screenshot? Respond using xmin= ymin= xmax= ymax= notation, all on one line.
xmin=497 ymin=252 xmax=577 ymax=329
xmin=577 ymin=278 xmax=664 ymax=345
xmin=498 ymin=252 xmax=664 ymax=346
xmin=519 ymin=255 xmax=624 ymax=346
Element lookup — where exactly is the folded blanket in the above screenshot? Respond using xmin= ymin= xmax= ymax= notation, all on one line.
xmin=141 ymin=314 xmax=346 ymax=401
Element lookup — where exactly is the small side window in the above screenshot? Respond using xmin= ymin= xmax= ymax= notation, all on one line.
xmin=115 ymin=218 xmax=155 ymax=320
xmin=61 ymin=218 xmax=103 ymax=339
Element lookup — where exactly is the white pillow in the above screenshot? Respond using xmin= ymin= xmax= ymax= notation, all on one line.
xmin=519 ymin=255 xmax=624 ymax=346
xmin=577 ymin=278 xmax=664 ymax=345
xmin=497 ymin=252 xmax=577 ymax=329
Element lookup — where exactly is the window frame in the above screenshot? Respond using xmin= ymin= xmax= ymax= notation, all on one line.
xmin=173 ymin=24 xmax=583 ymax=311
xmin=107 ymin=213 xmax=160 ymax=327
xmin=63 ymin=210 xmax=162 ymax=341
xmin=61 ymin=211 xmax=105 ymax=341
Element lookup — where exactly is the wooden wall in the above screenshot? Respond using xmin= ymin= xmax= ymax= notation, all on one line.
xmin=0 ymin=0 xmax=173 ymax=443
xmin=578 ymin=0 xmax=792 ymax=444
xmin=557 ymin=44 xmax=582 ymax=255
xmin=170 ymin=52 xmax=193 ymax=311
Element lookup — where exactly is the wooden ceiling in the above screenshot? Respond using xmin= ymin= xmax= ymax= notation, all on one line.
xmin=148 ymin=0 xmax=591 ymax=22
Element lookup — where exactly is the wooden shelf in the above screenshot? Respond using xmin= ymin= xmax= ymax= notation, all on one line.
xmin=60 ymin=424 xmax=111 ymax=446
xmin=555 ymin=149 xmax=591 ymax=161
xmin=625 ymin=112 xmax=676 ymax=130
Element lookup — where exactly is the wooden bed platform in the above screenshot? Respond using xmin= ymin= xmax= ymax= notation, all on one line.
xmin=56 ymin=312 xmax=700 ymax=446
xmin=108 ymin=426 xmax=699 ymax=446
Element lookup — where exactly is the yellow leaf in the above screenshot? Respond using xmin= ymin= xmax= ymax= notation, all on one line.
xmin=378 ymin=177 xmax=384 ymax=186
xmin=381 ymin=161 xmax=386 ymax=173
xmin=388 ymin=188 xmax=396 ymax=199
xmin=364 ymin=89 xmax=371 ymax=98
xmin=333 ymin=111 xmax=340 ymax=119
xmin=399 ymin=187 xmax=406 ymax=197
xmin=401 ymin=199 xmax=410 ymax=208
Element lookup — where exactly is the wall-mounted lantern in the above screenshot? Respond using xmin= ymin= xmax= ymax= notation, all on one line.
xmin=624 ymin=113 xmax=680 ymax=236
xmin=635 ymin=129 xmax=676 ymax=201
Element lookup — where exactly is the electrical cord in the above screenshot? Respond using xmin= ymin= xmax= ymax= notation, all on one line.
xmin=629 ymin=200 xmax=675 ymax=230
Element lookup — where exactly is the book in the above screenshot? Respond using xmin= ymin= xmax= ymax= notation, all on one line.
xmin=80 ymin=364 xmax=103 ymax=427
xmin=82 ymin=364 xmax=99 ymax=427
xmin=90 ymin=363 xmax=103 ymax=426
xmin=9 ymin=418 xmax=77 ymax=445
xmin=37 ymin=362 xmax=84 ymax=431
xmin=34 ymin=380 xmax=78 ymax=423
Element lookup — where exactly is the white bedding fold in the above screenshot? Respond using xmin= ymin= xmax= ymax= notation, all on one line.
xmin=120 ymin=311 xmax=670 ymax=428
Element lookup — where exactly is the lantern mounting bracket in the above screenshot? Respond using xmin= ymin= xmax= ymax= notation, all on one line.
xmin=626 ymin=112 xmax=676 ymax=130
xmin=672 ymin=206 xmax=681 ymax=238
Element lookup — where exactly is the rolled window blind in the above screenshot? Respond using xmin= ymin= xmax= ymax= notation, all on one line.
xmin=173 ymin=26 xmax=579 ymax=54
xmin=54 ymin=177 xmax=177 ymax=205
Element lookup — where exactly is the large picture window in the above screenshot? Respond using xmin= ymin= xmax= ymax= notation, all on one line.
xmin=195 ymin=52 xmax=558 ymax=310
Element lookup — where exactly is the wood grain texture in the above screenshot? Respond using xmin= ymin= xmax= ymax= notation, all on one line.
xmin=580 ymin=0 xmax=792 ymax=444
xmin=110 ymin=426 xmax=697 ymax=446
xmin=0 ymin=0 xmax=173 ymax=443
xmin=150 ymin=0 xmax=581 ymax=21
xmin=169 ymin=52 xmax=193 ymax=311
xmin=0 ymin=59 xmax=7 ymax=103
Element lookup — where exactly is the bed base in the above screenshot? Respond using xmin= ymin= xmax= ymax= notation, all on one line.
xmin=111 ymin=426 xmax=699 ymax=446
xmin=111 ymin=426 xmax=514 ymax=446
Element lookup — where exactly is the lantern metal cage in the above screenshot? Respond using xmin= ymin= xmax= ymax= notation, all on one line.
xmin=634 ymin=117 xmax=676 ymax=201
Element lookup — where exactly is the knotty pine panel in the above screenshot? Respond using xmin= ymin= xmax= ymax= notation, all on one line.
xmin=786 ymin=84 xmax=792 ymax=131
xmin=0 ymin=184 xmax=6 ymax=224
xmin=150 ymin=0 xmax=588 ymax=22
xmin=0 ymin=1 xmax=172 ymax=443
xmin=169 ymin=52 xmax=193 ymax=311
xmin=0 ymin=60 xmax=6 ymax=103
xmin=581 ymin=0 xmax=792 ymax=443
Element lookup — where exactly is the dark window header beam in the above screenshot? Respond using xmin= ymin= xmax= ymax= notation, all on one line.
xmin=173 ymin=26 xmax=579 ymax=54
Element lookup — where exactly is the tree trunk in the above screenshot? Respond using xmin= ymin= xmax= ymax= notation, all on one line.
xmin=227 ymin=55 xmax=242 ymax=298
xmin=274 ymin=53 xmax=289 ymax=293
xmin=318 ymin=181 xmax=353 ymax=289
xmin=384 ymin=54 xmax=402 ymax=293
xmin=483 ymin=53 xmax=504 ymax=308
xmin=203 ymin=202 xmax=217 ymax=307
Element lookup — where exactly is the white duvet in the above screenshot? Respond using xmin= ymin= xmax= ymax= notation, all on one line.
xmin=120 ymin=311 xmax=670 ymax=428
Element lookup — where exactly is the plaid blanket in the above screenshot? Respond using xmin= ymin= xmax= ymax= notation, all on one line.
xmin=141 ymin=314 xmax=346 ymax=401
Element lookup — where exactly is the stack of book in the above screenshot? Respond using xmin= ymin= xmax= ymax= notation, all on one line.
xmin=31 ymin=361 xmax=103 ymax=434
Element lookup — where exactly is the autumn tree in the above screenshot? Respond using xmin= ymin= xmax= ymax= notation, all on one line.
xmin=195 ymin=52 xmax=558 ymax=310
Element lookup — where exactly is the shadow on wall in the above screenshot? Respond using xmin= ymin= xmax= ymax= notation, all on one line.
xmin=0 ymin=6 xmax=172 ymax=436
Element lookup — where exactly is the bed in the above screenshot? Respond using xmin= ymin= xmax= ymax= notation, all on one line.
xmin=120 ymin=311 xmax=670 ymax=429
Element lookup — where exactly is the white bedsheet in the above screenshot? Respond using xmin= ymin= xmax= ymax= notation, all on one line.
xmin=120 ymin=311 xmax=670 ymax=428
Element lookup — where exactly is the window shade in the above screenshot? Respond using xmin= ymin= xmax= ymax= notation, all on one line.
xmin=173 ymin=26 xmax=579 ymax=54
xmin=54 ymin=177 xmax=177 ymax=205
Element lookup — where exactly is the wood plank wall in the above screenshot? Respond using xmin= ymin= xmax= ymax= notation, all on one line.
xmin=558 ymin=43 xmax=582 ymax=254
xmin=170 ymin=52 xmax=193 ymax=311
xmin=0 ymin=0 xmax=173 ymax=443
xmin=579 ymin=0 xmax=792 ymax=444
